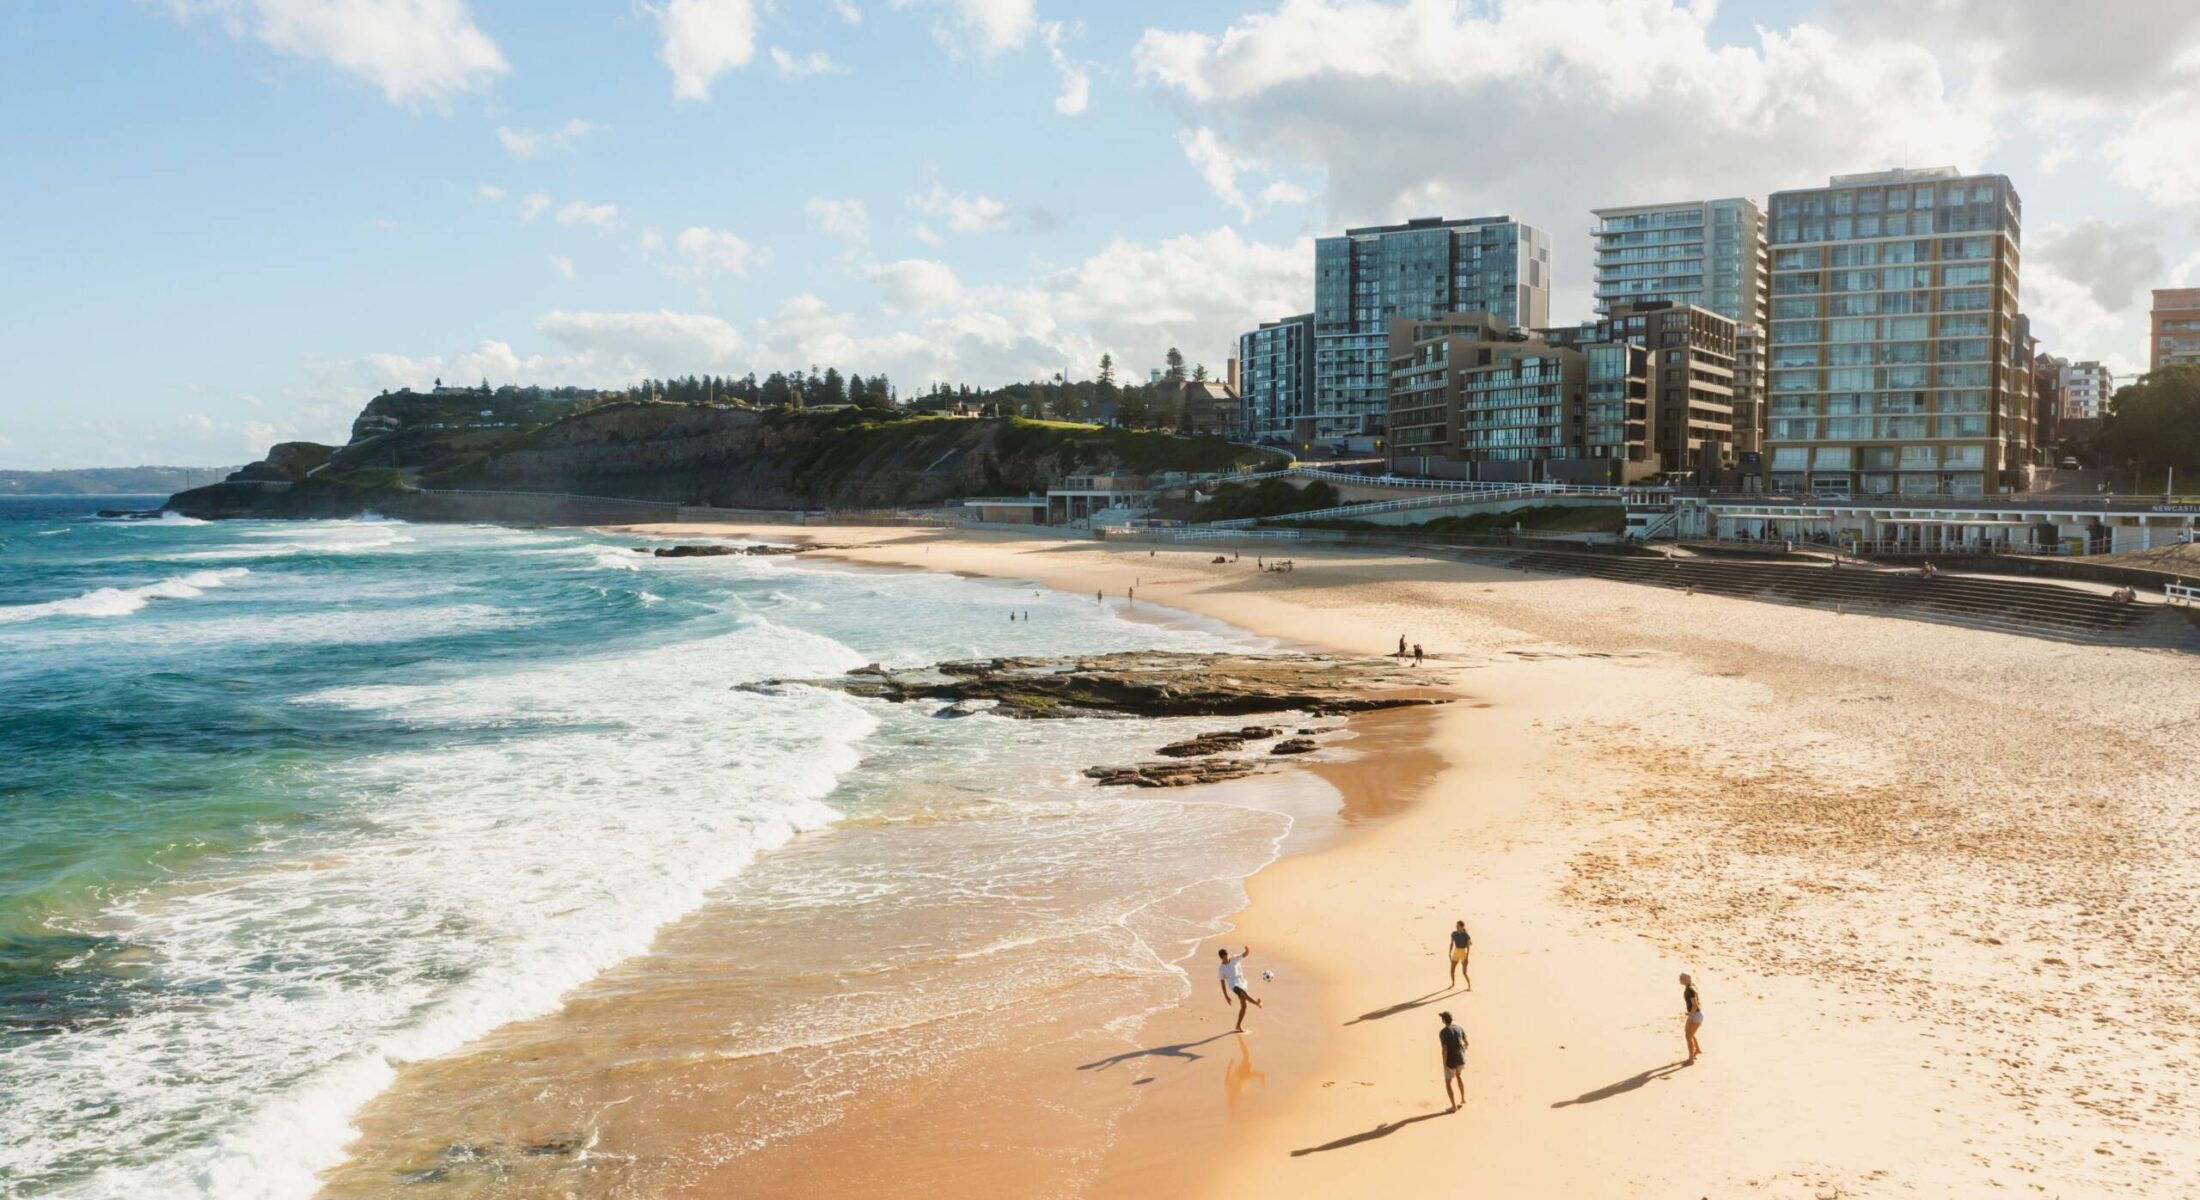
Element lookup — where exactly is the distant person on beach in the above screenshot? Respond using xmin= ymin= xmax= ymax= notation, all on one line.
xmin=1680 ymin=973 xmax=1704 ymax=1065
xmin=1412 ymin=643 xmax=1425 ymax=666
xmin=1447 ymin=920 xmax=1472 ymax=989
xmin=1438 ymin=1010 xmax=1469 ymax=1111
xmin=1218 ymin=946 xmax=1263 ymax=1031
xmin=1397 ymin=634 xmax=1408 ymax=657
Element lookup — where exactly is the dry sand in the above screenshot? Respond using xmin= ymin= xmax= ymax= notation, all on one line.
xmin=335 ymin=521 xmax=2199 ymax=1198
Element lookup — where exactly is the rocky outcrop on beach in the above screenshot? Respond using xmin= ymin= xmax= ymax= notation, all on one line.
xmin=1154 ymin=726 xmax=1284 ymax=757
xmin=1082 ymin=760 xmax=1264 ymax=788
xmin=752 ymin=651 xmax=1448 ymax=721
xmin=746 ymin=652 xmax=1449 ymax=788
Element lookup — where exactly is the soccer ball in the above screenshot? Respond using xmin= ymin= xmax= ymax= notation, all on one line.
xmin=1260 ymin=970 xmax=1274 ymax=982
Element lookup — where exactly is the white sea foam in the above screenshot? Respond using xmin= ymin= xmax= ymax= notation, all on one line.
xmin=0 ymin=567 xmax=248 ymax=624
xmin=21 ymin=621 xmax=876 ymax=1199
xmin=5 ymin=527 xmax=1270 ymax=1198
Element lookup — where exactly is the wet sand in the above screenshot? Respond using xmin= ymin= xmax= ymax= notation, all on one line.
xmin=327 ymin=523 xmax=2200 ymax=1198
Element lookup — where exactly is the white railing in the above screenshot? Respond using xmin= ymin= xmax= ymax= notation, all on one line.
xmin=1189 ymin=465 xmax=1632 ymax=496
xmin=1202 ymin=485 xmax=1621 ymax=528
xmin=1171 ymin=527 xmax=1302 ymax=541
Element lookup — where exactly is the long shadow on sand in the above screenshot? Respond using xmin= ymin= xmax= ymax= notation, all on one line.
xmin=1342 ymin=988 xmax=1456 ymax=1025
xmin=1077 ymin=1032 xmax=1236 ymax=1072
xmin=1550 ymin=1061 xmax=1688 ymax=1107
xmin=1289 ymin=1109 xmax=1450 ymax=1155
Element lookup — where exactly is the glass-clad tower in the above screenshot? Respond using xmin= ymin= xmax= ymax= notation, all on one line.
xmin=1312 ymin=216 xmax=1550 ymax=441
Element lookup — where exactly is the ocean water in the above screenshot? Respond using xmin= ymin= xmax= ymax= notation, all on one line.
xmin=0 ymin=497 xmax=1295 ymax=1198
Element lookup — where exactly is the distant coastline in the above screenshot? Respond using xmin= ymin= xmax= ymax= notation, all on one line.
xmin=0 ymin=466 xmax=238 ymax=496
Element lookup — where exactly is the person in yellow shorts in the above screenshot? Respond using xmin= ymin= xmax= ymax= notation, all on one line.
xmin=1447 ymin=920 xmax=1472 ymax=990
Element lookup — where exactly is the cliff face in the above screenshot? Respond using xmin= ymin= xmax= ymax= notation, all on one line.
xmin=456 ymin=407 xmax=1169 ymax=508
xmin=166 ymin=394 xmax=1277 ymax=519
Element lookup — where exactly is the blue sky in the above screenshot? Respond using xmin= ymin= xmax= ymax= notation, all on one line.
xmin=2 ymin=0 xmax=2195 ymax=468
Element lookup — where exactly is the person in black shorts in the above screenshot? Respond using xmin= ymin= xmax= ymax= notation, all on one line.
xmin=1447 ymin=920 xmax=1472 ymax=990
xmin=1680 ymin=972 xmax=1704 ymax=1065
xmin=1438 ymin=1010 xmax=1469 ymax=1111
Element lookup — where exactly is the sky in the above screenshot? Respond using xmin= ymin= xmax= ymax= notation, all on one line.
xmin=1 ymin=0 xmax=2196 ymax=469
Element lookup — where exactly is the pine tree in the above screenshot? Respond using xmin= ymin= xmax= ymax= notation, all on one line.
xmin=1099 ymin=353 xmax=1115 ymax=386
xmin=1192 ymin=363 xmax=1209 ymax=383
xmin=1164 ymin=347 xmax=1186 ymax=383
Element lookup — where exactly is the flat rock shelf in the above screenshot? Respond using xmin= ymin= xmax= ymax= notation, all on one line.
xmin=744 ymin=651 xmax=1451 ymax=788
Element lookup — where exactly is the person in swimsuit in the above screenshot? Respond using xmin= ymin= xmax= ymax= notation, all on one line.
xmin=1447 ymin=920 xmax=1472 ymax=989
xmin=1218 ymin=945 xmax=1262 ymax=1031
xmin=1411 ymin=643 xmax=1425 ymax=666
xmin=1680 ymin=972 xmax=1704 ymax=1065
xmin=1437 ymin=1010 xmax=1469 ymax=1111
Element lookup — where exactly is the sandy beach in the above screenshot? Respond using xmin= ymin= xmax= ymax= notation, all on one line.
xmin=338 ymin=521 xmax=2200 ymax=1198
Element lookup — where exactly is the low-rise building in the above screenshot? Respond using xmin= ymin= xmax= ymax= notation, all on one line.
xmin=1178 ymin=380 xmax=1242 ymax=435
xmin=1544 ymin=301 xmax=1738 ymax=475
xmin=1384 ymin=312 xmax=1656 ymax=485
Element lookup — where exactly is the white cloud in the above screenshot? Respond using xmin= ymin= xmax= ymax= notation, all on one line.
xmin=1135 ymin=0 xmax=2005 ymax=320
xmin=167 ymin=0 xmax=509 ymax=104
xmin=770 ymin=47 xmax=842 ymax=77
xmin=2032 ymin=220 xmax=2166 ymax=314
xmin=1260 ymin=180 xmax=1312 ymax=208
xmin=1834 ymin=1 xmax=2200 ymax=104
xmin=831 ymin=0 xmax=862 ymax=23
xmin=889 ymin=0 xmax=1036 ymax=55
xmin=652 ymin=0 xmax=757 ymax=101
xmin=518 ymin=193 xmax=550 ymax=221
xmin=554 ymin=200 xmax=618 ymax=228
xmin=670 ymin=226 xmax=757 ymax=280
xmin=908 ymin=183 xmax=1012 ymax=233
xmin=477 ymin=183 xmax=506 ymax=201
xmin=495 ymin=117 xmax=600 ymax=157
xmin=2106 ymin=94 xmax=2200 ymax=208
xmin=806 ymin=197 xmax=871 ymax=245
xmin=549 ymin=255 xmax=576 ymax=282
xmin=1040 ymin=21 xmax=1090 ymax=116
xmin=639 ymin=228 xmax=666 ymax=255
xmin=869 ymin=258 xmax=966 ymax=314
xmin=536 ymin=310 xmax=747 ymax=368
xmin=913 ymin=223 xmax=944 ymax=247
xmin=320 ymin=225 xmax=1307 ymax=406
xmin=1178 ymin=126 xmax=1252 ymax=220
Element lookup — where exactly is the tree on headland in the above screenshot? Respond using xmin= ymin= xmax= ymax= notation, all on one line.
xmin=1192 ymin=363 xmax=1209 ymax=383
xmin=1098 ymin=353 xmax=1115 ymax=386
xmin=2097 ymin=365 xmax=2200 ymax=487
xmin=1164 ymin=347 xmax=1186 ymax=383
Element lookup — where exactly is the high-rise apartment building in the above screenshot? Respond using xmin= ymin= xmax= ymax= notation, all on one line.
xmin=1236 ymin=313 xmax=1315 ymax=443
xmin=1765 ymin=167 xmax=2029 ymax=497
xmin=1545 ymin=301 xmax=1738 ymax=474
xmin=2058 ymin=360 xmax=2113 ymax=420
xmin=2152 ymin=288 xmax=2200 ymax=371
xmin=1592 ymin=199 xmax=1769 ymax=461
xmin=1591 ymin=199 xmax=1768 ymax=325
xmin=1314 ymin=216 xmax=1551 ymax=441
xmin=1384 ymin=312 xmax=1656 ymax=485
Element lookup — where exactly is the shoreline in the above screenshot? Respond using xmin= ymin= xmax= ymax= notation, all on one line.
xmin=598 ymin=521 xmax=2200 ymax=1199
xmin=313 ymin=531 xmax=1438 ymax=1198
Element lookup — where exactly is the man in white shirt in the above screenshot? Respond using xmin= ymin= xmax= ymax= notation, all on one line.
xmin=1217 ymin=945 xmax=1263 ymax=1031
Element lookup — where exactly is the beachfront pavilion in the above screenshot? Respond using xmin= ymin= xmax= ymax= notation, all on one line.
xmin=1684 ymin=496 xmax=2200 ymax=557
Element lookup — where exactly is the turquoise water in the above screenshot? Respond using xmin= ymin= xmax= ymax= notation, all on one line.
xmin=0 ymin=498 xmax=1278 ymax=1197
